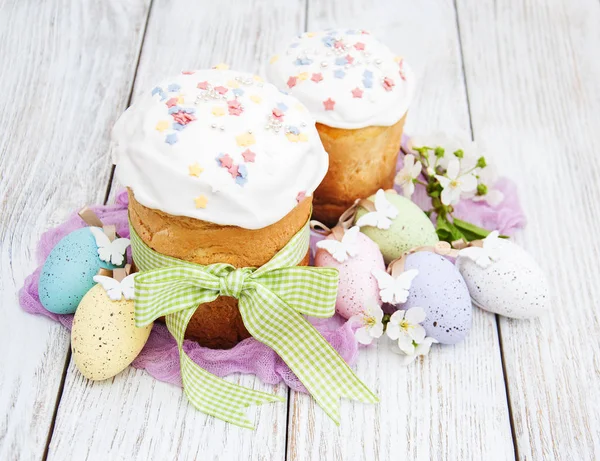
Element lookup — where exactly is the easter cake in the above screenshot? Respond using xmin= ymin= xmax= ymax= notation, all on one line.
xmin=267 ymin=29 xmax=415 ymax=225
xmin=111 ymin=68 xmax=329 ymax=349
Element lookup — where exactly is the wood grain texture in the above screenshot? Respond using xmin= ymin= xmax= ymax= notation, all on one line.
xmin=49 ymin=1 xmax=306 ymax=459
xmin=456 ymin=0 xmax=600 ymax=458
xmin=286 ymin=1 xmax=515 ymax=460
xmin=0 ymin=0 xmax=150 ymax=459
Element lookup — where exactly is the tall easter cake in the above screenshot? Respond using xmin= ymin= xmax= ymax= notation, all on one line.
xmin=111 ymin=68 xmax=328 ymax=349
xmin=267 ymin=29 xmax=415 ymax=225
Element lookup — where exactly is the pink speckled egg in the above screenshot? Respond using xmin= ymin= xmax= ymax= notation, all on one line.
xmin=315 ymin=232 xmax=384 ymax=319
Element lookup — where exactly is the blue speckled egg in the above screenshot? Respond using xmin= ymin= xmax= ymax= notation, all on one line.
xmin=399 ymin=251 xmax=472 ymax=344
xmin=39 ymin=228 xmax=121 ymax=314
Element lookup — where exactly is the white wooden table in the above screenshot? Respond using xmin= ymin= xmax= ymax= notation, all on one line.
xmin=2 ymin=0 xmax=599 ymax=459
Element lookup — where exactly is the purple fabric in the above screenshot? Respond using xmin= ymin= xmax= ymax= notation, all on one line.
xmin=18 ymin=190 xmax=358 ymax=393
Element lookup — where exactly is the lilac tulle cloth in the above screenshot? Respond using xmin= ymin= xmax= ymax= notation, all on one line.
xmin=20 ymin=148 xmax=525 ymax=392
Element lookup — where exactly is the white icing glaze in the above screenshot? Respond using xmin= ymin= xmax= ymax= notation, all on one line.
xmin=266 ymin=29 xmax=415 ymax=129
xmin=111 ymin=69 xmax=328 ymax=229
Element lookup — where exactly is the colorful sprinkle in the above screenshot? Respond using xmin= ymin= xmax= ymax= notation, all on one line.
xmin=272 ymin=108 xmax=285 ymax=120
xmin=212 ymin=106 xmax=225 ymax=116
xmin=294 ymin=57 xmax=313 ymax=66
xmin=270 ymin=55 xmax=280 ymax=64
xmin=250 ymin=94 xmax=262 ymax=104
xmin=214 ymin=86 xmax=229 ymax=95
xmin=298 ymin=72 xmax=309 ymax=81
xmin=382 ymin=77 xmax=395 ymax=91
xmin=233 ymin=88 xmax=245 ymax=96
xmin=346 ymin=54 xmax=355 ymax=64
xmin=227 ymin=80 xmax=240 ymax=88
xmin=188 ymin=163 xmax=204 ymax=177
xmin=172 ymin=123 xmax=185 ymax=131
xmin=227 ymin=100 xmax=243 ymax=116
xmin=354 ymin=42 xmax=365 ymax=51
xmin=166 ymin=97 xmax=178 ymax=108
xmin=197 ymin=81 xmax=209 ymax=90
xmin=172 ymin=111 xmax=196 ymax=125
xmin=217 ymin=153 xmax=233 ymax=169
xmin=155 ymin=120 xmax=169 ymax=132
xmin=213 ymin=63 xmax=229 ymax=70
xmin=287 ymin=76 xmax=298 ymax=88
xmin=286 ymin=132 xmax=309 ymax=143
xmin=236 ymin=132 xmax=256 ymax=147
xmin=182 ymin=70 xmax=195 ymax=75
xmin=168 ymin=83 xmax=181 ymax=92
xmin=322 ymin=36 xmax=336 ymax=47
xmin=333 ymin=69 xmax=346 ymax=79
xmin=194 ymin=195 xmax=208 ymax=209
xmin=311 ymin=73 xmax=324 ymax=83
xmin=351 ymin=87 xmax=364 ymax=98
xmin=242 ymin=149 xmax=256 ymax=162
xmin=323 ymin=98 xmax=335 ymax=111
xmin=335 ymin=57 xmax=347 ymax=66
xmin=165 ymin=133 xmax=178 ymax=145
xmin=296 ymin=191 xmax=306 ymax=203
xmin=227 ymin=164 xmax=239 ymax=179
xmin=276 ymin=102 xmax=289 ymax=112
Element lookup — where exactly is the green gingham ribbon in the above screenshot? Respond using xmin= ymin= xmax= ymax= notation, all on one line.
xmin=130 ymin=220 xmax=378 ymax=429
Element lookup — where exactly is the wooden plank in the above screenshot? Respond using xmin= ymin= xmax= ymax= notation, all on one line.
xmin=0 ymin=0 xmax=151 ymax=459
xmin=48 ymin=0 xmax=306 ymax=459
xmin=455 ymin=0 xmax=600 ymax=458
xmin=286 ymin=1 xmax=516 ymax=460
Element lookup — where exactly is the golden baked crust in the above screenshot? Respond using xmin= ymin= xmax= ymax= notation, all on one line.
xmin=312 ymin=114 xmax=407 ymax=226
xmin=128 ymin=189 xmax=311 ymax=349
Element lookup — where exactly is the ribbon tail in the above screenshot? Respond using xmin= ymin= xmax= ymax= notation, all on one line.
xmin=166 ymin=308 xmax=283 ymax=430
xmin=240 ymin=286 xmax=378 ymax=425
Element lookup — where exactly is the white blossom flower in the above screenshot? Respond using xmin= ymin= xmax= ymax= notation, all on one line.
xmin=472 ymin=189 xmax=504 ymax=206
xmin=391 ymin=337 xmax=439 ymax=365
xmin=435 ymin=158 xmax=478 ymax=206
xmin=394 ymin=155 xmax=422 ymax=198
xmin=352 ymin=302 xmax=385 ymax=345
xmin=385 ymin=307 xmax=427 ymax=354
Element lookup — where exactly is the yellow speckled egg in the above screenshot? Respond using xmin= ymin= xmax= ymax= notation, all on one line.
xmin=71 ymin=284 xmax=152 ymax=381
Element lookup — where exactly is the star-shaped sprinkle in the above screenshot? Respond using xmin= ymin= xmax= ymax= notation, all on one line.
xmin=182 ymin=70 xmax=195 ymax=75
xmin=354 ymin=42 xmax=365 ymax=51
xmin=286 ymin=132 xmax=309 ymax=142
xmin=311 ymin=73 xmax=323 ymax=83
xmin=242 ymin=149 xmax=256 ymax=162
xmin=322 ymin=36 xmax=335 ymax=47
xmin=227 ymin=100 xmax=243 ymax=116
xmin=197 ymin=81 xmax=209 ymax=90
xmin=346 ymin=54 xmax=355 ymax=64
xmin=298 ymin=72 xmax=309 ymax=81
xmin=194 ymin=195 xmax=208 ymax=209
xmin=363 ymin=70 xmax=374 ymax=79
xmin=383 ymin=77 xmax=395 ymax=91
xmin=213 ymin=63 xmax=229 ymax=70
xmin=212 ymin=106 xmax=225 ymax=116
xmin=168 ymin=83 xmax=181 ymax=92
xmin=250 ymin=94 xmax=262 ymax=104
xmin=233 ymin=88 xmax=244 ymax=96
xmin=323 ymin=98 xmax=335 ymax=111
xmin=334 ymin=40 xmax=345 ymax=49
xmin=172 ymin=111 xmax=196 ymax=125
xmin=165 ymin=133 xmax=178 ymax=145
xmin=296 ymin=191 xmax=306 ymax=203
xmin=188 ymin=162 xmax=203 ymax=177
xmin=227 ymin=80 xmax=240 ymax=88
xmin=287 ymin=76 xmax=298 ymax=88
xmin=351 ymin=87 xmax=364 ymax=98
xmin=214 ymin=86 xmax=229 ymax=95
xmin=218 ymin=154 xmax=233 ymax=169
xmin=295 ymin=57 xmax=313 ymax=66
xmin=270 ymin=55 xmax=280 ymax=64
xmin=333 ymin=69 xmax=346 ymax=79
xmin=172 ymin=123 xmax=185 ymax=131
xmin=335 ymin=57 xmax=347 ymax=66
xmin=236 ymin=132 xmax=256 ymax=147
xmin=166 ymin=97 xmax=178 ymax=108
xmin=227 ymin=164 xmax=239 ymax=178
xmin=155 ymin=120 xmax=169 ymax=132
xmin=253 ymin=75 xmax=263 ymax=82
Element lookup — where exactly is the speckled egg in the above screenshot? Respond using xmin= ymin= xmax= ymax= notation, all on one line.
xmin=399 ymin=251 xmax=472 ymax=344
xmin=354 ymin=192 xmax=438 ymax=263
xmin=455 ymin=240 xmax=549 ymax=319
xmin=72 ymin=284 xmax=152 ymax=380
xmin=315 ymin=232 xmax=385 ymax=319
xmin=39 ymin=227 xmax=121 ymax=314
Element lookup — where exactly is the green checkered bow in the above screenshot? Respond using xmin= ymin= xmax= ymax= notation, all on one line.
xmin=130 ymin=220 xmax=378 ymax=429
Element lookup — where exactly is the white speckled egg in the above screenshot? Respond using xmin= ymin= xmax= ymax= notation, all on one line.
xmin=455 ymin=240 xmax=549 ymax=319
xmin=72 ymin=284 xmax=152 ymax=380
xmin=314 ymin=233 xmax=385 ymax=319
xmin=400 ymin=251 xmax=472 ymax=344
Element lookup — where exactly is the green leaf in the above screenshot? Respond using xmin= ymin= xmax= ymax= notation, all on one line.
xmin=452 ymin=218 xmax=496 ymax=241
xmin=436 ymin=215 xmax=466 ymax=243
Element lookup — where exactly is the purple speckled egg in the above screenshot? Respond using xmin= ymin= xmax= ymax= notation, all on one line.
xmin=400 ymin=251 xmax=472 ymax=344
xmin=315 ymin=233 xmax=385 ymax=319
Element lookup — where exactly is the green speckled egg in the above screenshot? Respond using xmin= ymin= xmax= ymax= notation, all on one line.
xmin=72 ymin=284 xmax=152 ymax=381
xmin=355 ymin=192 xmax=438 ymax=263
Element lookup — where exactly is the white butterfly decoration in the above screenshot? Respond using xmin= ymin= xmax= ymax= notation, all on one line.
xmin=90 ymin=227 xmax=131 ymax=266
xmin=355 ymin=189 xmax=398 ymax=230
xmin=371 ymin=268 xmax=420 ymax=305
xmin=316 ymin=226 xmax=360 ymax=263
xmin=93 ymin=274 xmax=136 ymax=301
xmin=458 ymin=230 xmax=503 ymax=269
